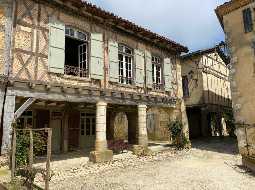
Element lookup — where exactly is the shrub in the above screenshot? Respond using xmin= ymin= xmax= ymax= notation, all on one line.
xmin=167 ymin=120 xmax=190 ymax=149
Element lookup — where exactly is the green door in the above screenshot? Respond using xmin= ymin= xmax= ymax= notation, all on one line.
xmin=79 ymin=113 xmax=96 ymax=150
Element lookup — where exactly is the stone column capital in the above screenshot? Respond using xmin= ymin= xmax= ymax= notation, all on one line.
xmin=138 ymin=104 xmax=147 ymax=109
xmin=96 ymin=101 xmax=107 ymax=107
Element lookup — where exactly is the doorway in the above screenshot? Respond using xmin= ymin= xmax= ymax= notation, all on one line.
xmin=79 ymin=113 xmax=96 ymax=149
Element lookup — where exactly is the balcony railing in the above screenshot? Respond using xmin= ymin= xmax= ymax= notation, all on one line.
xmin=64 ymin=65 xmax=88 ymax=78
xmin=153 ymin=83 xmax=164 ymax=91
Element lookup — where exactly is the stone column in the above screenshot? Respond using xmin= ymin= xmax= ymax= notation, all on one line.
xmin=200 ymin=108 xmax=210 ymax=137
xmin=89 ymin=101 xmax=113 ymax=163
xmin=138 ymin=104 xmax=148 ymax=147
xmin=1 ymin=94 xmax=15 ymax=154
xmin=62 ymin=112 xmax=69 ymax=153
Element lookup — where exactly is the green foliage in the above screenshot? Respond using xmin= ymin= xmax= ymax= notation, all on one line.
xmin=223 ymin=112 xmax=236 ymax=137
xmin=15 ymin=131 xmax=46 ymax=167
xmin=167 ymin=120 xmax=190 ymax=149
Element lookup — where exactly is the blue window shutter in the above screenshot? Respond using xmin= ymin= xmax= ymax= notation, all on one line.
xmin=48 ymin=17 xmax=65 ymax=74
xmin=164 ymin=58 xmax=172 ymax=92
xmin=108 ymin=41 xmax=119 ymax=83
xmin=146 ymin=50 xmax=153 ymax=88
xmin=90 ymin=33 xmax=104 ymax=80
xmin=135 ymin=49 xmax=145 ymax=87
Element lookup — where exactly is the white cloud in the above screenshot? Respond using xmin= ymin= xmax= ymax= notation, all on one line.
xmin=85 ymin=0 xmax=227 ymax=52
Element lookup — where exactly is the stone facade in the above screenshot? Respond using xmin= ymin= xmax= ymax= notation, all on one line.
xmin=216 ymin=0 xmax=255 ymax=171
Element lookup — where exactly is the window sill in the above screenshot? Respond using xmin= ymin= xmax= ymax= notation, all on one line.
xmin=110 ymin=82 xmax=137 ymax=89
xmin=62 ymin=74 xmax=91 ymax=82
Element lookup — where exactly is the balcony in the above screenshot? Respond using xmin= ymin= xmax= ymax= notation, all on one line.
xmin=64 ymin=65 xmax=88 ymax=78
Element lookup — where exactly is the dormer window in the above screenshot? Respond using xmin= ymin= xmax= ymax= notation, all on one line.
xmin=65 ymin=27 xmax=88 ymax=78
xmin=152 ymin=56 xmax=163 ymax=90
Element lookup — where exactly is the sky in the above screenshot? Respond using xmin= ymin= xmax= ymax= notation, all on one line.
xmin=85 ymin=0 xmax=228 ymax=52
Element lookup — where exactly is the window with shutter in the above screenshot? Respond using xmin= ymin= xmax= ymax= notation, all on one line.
xmin=118 ymin=44 xmax=134 ymax=85
xmin=90 ymin=33 xmax=104 ymax=80
xmin=243 ymin=8 xmax=253 ymax=33
xmin=152 ymin=56 xmax=163 ymax=90
xmin=182 ymin=75 xmax=189 ymax=97
xmin=48 ymin=17 xmax=65 ymax=74
xmin=146 ymin=50 xmax=153 ymax=88
xmin=109 ymin=41 xmax=119 ymax=83
xmin=135 ymin=49 xmax=145 ymax=87
xmin=64 ymin=26 xmax=88 ymax=78
xmin=164 ymin=58 xmax=172 ymax=92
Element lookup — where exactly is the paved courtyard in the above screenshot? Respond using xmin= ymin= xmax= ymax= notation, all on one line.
xmin=45 ymin=137 xmax=255 ymax=190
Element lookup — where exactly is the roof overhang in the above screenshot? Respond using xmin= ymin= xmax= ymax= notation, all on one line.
xmin=43 ymin=0 xmax=188 ymax=54
xmin=215 ymin=0 xmax=254 ymax=30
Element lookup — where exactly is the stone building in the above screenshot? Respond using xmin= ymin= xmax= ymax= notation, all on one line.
xmin=181 ymin=46 xmax=232 ymax=139
xmin=216 ymin=0 xmax=255 ymax=171
xmin=0 ymin=0 xmax=188 ymax=162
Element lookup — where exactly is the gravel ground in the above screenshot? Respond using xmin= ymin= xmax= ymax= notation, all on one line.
xmin=46 ymin=137 xmax=255 ymax=190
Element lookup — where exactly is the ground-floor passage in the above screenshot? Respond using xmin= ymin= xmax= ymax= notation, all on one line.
xmin=35 ymin=137 xmax=255 ymax=190
xmin=1 ymin=95 xmax=179 ymax=161
xmin=187 ymin=106 xmax=233 ymax=139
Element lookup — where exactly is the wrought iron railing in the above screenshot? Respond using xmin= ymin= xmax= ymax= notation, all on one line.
xmin=153 ymin=83 xmax=163 ymax=91
xmin=64 ymin=65 xmax=88 ymax=78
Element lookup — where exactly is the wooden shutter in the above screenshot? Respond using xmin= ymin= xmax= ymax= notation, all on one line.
xmin=146 ymin=50 xmax=153 ymax=88
xmin=108 ymin=41 xmax=119 ymax=83
xmin=243 ymin=8 xmax=253 ymax=33
xmin=48 ymin=17 xmax=65 ymax=74
xmin=90 ymin=33 xmax=104 ymax=80
xmin=164 ymin=58 xmax=172 ymax=92
xmin=135 ymin=49 xmax=145 ymax=87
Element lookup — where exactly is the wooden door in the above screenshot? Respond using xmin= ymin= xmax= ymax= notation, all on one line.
xmin=68 ymin=111 xmax=80 ymax=149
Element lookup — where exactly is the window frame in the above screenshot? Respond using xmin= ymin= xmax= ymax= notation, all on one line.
xmin=64 ymin=26 xmax=89 ymax=78
xmin=118 ymin=44 xmax=134 ymax=85
xmin=152 ymin=55 xmax=163 ymax=90
xmin=80 ymin=112 xmax=96 ymax=137
xmin=243 ymin=8 xmax=253 ymax=33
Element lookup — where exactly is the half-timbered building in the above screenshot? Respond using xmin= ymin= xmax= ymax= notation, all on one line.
xmin=181 ymin=45 xmax=232 ymax=139
xmin=0 ymin=0 xmax=188 ymax=162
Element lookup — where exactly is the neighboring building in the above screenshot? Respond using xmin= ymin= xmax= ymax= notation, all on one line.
xmin=0 ymin=0 xmax=188 ymax=162
xmin=181 ymin=45 xmax=232 ymax=139
xmin=216 ymin=0 xmax=255 ymax=171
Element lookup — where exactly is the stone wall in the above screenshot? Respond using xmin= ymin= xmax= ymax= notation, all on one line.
xmin=223 ymin=2 xmax=255 ymax=157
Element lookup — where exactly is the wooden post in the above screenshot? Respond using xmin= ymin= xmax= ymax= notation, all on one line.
xmin=45 ymin=128 xmax=52 ymax=190
xmin=11 ymin=128 xmax=16 ymax=181
xmin=29 ymin=129 xmax=33 ymax=187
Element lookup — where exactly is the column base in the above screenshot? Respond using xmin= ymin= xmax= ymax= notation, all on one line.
xmin=89 ymin=150 xmax=113 ymax=163
xmin=132 ymin=145 xmax=151 ymax=156
xmin=242 ymin=156 xmax=255 ymax=173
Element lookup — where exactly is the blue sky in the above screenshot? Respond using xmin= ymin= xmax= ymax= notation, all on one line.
xmin=85 ymin=0 xmax=228 ymax=52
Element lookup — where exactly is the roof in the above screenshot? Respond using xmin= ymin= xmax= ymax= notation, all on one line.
xmin=54 ymin=0 xmax=188 ymax=53
xmin=215 ymin=0 xmax=253 ymax=29
xmin=181 ymin=43 xmax=230 ymax=65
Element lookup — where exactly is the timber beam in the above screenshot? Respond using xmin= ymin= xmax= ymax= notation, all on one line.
xmin=14 ymin=98 xmax=36 ymax=120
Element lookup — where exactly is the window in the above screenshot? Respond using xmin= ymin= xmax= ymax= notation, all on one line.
xmin=182 ymin=76 xmax=189 ymax=98
xmin=65 ymin=27 xmax=88 ymax=77
xmin=243 ymin=8 xmax=253 ymax=33
xmin=80 ymin=113 xmax=96 ymax=136
xmin=17 ymin=111 xmax=33 ymax=128
xmin=152 ymin=56 xmax=163 ymax=90
xmin=118 ymin=44 xmax=133 ymax=84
